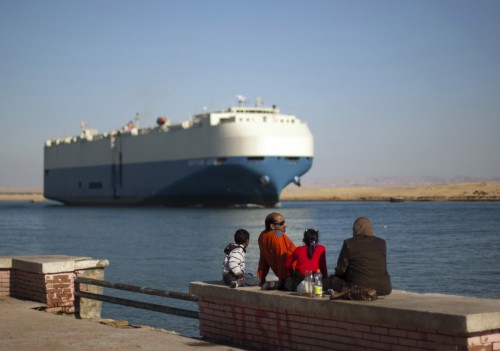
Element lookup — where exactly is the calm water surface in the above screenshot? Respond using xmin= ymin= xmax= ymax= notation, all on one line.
xmin=1 ymin=200 xmax=499 ymax=337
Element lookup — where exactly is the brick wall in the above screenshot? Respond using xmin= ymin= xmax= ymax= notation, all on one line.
xmin=11 ymin=269 xmax=46 ymax=302
xmin=0 ymin=269 xmax=10 ymax=296
xmin=2 ymin=269 xmax=75 ymax=313
xmin=189 ymin=278 xmax=500 ymax=351
xmin=199 ymin=296 xmax=500 ymax=351
xmin=44 ymin=272 xmax=75 ymax=313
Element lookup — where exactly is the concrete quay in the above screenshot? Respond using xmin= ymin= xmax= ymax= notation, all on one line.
xmin=4 ymin=255 xmax=500 ymax=350
xmin=191 ymin=281 xmax=500 ymax=351
xmin=1 ymin=255 xmax=253 ymax=351
xmin=0 ymin=296 xmax=252 ymax=351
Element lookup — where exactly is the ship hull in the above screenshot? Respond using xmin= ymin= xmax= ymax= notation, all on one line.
xmin=44 ymin=156 xmax=313 ymax=207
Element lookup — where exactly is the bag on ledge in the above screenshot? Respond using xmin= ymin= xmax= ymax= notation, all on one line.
xmin=330 ymin=284 xmax=378 ymax=301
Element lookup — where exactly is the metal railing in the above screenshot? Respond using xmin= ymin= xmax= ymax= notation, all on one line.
xmin=74 ymin=277 xmax=199 ymax=319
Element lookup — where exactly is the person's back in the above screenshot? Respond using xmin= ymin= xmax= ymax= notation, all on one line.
xmin=289 ymin=245 xmax=327 ymax=276
xmin=327 ymin=217 xmax=392 ymax=296
xmin=337 ymin=234 xmax=391 ymax=295
xmin=285 ymin=228 xmax=328 ymax=291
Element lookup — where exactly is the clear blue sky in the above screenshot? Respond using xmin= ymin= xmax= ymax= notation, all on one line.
xmin=1 ymin=0 xmax=499 ymax=189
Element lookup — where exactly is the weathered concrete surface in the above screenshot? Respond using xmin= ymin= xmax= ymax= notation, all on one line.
xmin=190 ymin=281 xmax=500 ymax=334
xmin=0 ymin=255 xmax=109 ymax=273
xmin=76 ymin=265 xmax=106 ymax=319
xmin=0 ymin=296 xmax=254 ymax=351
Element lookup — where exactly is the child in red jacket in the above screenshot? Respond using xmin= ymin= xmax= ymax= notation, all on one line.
xmin=285 ymin=228 xmax=328 ymax=291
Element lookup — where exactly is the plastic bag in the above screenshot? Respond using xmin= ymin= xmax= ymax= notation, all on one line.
xmin=296 ymin=280 xmax=306 ymax=295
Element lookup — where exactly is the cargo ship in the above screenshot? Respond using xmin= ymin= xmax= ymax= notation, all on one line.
xmin=43 ymin=97 xmax=314 ymax=207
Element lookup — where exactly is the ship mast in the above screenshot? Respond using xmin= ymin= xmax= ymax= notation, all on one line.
xmin=236 ymin=95 xmax=246 ymax=106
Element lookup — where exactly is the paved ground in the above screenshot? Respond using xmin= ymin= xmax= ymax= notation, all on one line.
xmin=0 ymin=296 xmax=252 ymax=351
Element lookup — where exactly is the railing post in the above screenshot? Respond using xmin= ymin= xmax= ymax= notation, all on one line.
xmin=75 ymin=263 xmax=108 ymax=319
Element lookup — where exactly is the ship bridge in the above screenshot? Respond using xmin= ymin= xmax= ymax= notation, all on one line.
xmin=196 ymin=106 xmax=300 ymax=127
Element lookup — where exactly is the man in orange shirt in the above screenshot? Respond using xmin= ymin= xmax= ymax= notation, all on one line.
xmin=257 ymin=212 xmax=296 ymax=289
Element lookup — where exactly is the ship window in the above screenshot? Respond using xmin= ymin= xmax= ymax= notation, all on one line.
xmin=247 ymin=156 xmax=265 ymax=161
xmin=89 ymin=182 xmax=103 ymax=189
xmin=220 ymin=117 xmax=236 ymax=123
xmin=285 ymin=157 xmax=299 ymax=161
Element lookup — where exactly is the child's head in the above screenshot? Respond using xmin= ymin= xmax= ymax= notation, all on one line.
xmin=234 ymin=229 xmax=250 ymax=247
xmin=303 ymin=228 xmax=319 ymax=245
xmin=303 ymin=228 xmax=319 ymax=259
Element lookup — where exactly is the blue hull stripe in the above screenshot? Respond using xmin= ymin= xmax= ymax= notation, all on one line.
xmin=44 ymin=156 xmax=313 ymax=207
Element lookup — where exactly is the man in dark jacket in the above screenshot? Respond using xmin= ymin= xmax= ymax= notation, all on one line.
xmin=325 ymin=217 xmax=392 ymax=296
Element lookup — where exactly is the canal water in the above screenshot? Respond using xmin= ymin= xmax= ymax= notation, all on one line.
xmin=1 ymin=200 xmax=499 ymax=337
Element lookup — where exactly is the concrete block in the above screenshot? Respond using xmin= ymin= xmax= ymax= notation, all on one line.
xmin=0 ymin=257 xmax=13 ymax=269
xmin=74 ymin=258 xmax=109 ymax=270
xmin=190 ymin=281 xmax=500 ymax=335
xmin=5 ymin=256 xmax=109 ymax=274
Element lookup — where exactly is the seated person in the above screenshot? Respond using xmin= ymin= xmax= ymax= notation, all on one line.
xmin=324 ymin=217 xmax=392 ymax=296
xmin=222 ymin=229 xmax=253 ymax=288
xmin=285 ymin=228 xmax=328 ymax=291
xmin=257 ymin=212 xmax=296 ymax=289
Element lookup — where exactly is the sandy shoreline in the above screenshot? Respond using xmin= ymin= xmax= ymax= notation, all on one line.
xmin=1 ymin=181 xmax=500 ymax=202
xmin=0 ymin=193 xmax=46 ymax=202
xmin=281 ymin=181 xmax=500 ymax=202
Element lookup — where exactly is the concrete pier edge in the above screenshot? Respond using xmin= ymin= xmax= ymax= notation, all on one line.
xmin=2 ymin=256 xmax=500 ymax=350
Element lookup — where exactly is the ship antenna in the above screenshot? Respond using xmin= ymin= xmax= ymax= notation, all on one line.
xmin=135 ymin=112 xmax=140 ymax=128
xmin=236 ymin=95 xmax=246 ymax=107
